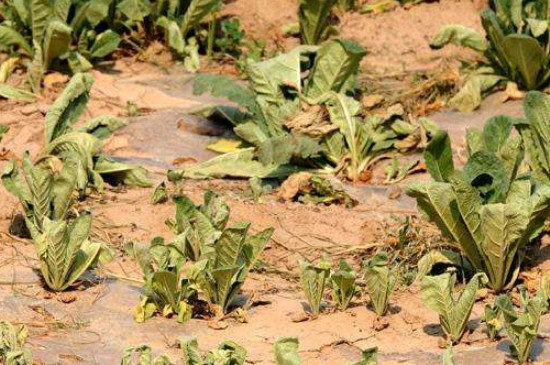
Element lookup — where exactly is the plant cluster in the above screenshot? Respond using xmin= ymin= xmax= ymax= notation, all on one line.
xmin=175 ymin=39 xmax=428 ymax=183
xmin=431 ymin=0 xmax=550 ymax=111
xmin=299 ymin=253 xmax=396 ymax=317
xmin=133 ymin=190 xmax=274 ymax=322
xmin=0 ymin=0 xmax=225 ymax=89
xmin=0 ymin=321 xmax=32 ymax=365
xmin=408 ymin=111 xmax=550 ymax=293
xmin=0 ymin=73 xmax=152 ymax=291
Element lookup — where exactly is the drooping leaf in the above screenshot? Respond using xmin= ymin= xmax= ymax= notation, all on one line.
xmin=299 ymin=258 xmax=331 ymax=316
xmin=430 ymin=25 xmax=487 ymax=52
xmin=180 ymin=0 xmax=221 ymax=37
xmin=274 ymin=337 xmax=301 ymax=365
xmin=298 ymin=0 xmax=337 ymax=45
xmin=364 ymin=252 xmax=396 ymax=317
xmin=424 ymin=131 xmax=454 ymax=182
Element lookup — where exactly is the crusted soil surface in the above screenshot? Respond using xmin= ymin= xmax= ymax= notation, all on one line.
xmin=0 ymin=1 xmax=548 ymax=364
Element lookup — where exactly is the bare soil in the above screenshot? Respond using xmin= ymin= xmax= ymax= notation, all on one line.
xmin=0 ymin=1 xmax=548 ymax=364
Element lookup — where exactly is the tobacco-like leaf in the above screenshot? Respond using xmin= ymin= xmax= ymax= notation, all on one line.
xmin=0 ymin=321 xmax=32 ymax=365
xmin=180 ymin=0 xmax=221 ymax=38
xmin=299 ymin=257 xmax=331 ymax=316
xmin=430 ymin=25 xmax=487 ymax=52
xmin=274 ymin=337 xmax=300 ymax=365
xmin=93 ymin=156 xmax=153 ymax=188
xmin=364 ymin=252 xmax=396 ymax=317
xmin=305 ymin=39 xmax=366 ymax=98
xmin=424 ymin=131 xmax=454 ymax=182
xmin=331 ymin=259 xmax=356 ymax=311
xmin=0 ymin=85 xmax=36 ymax=101
xmin=422 ymin=273 xmax=486 ymax=344
xmin=299 ymin=0 xmax=337 ymax=45
xmin=496 ymin=293 xmax=545 ymax=363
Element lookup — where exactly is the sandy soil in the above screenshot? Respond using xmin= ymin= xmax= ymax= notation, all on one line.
xmin=0 ymin=1 xmax=548 ymax=364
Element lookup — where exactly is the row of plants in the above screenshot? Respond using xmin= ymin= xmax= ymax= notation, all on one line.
xmin=0 ymin=0 xmax=377 ymax=95
xmin=432 ymin=0 xmax=550 ymax=111
xmin=0 ymin=320 xmax=378 ymax=365
xmin=1 ymin=72 xmax=151 ymax=291
xmin=171 ymin=38 xmax=433 ymax=183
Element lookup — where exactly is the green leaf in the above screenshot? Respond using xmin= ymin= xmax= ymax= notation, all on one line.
xmin=299 ymin=0 xmax=337 ymax=45
xmin=299 ymin=258 xmax=330 ymax=315
xmin=90 ymin=30 xmax=121 ymax=59
xmin=31 ymin=0 xmax=53 ymax=46
xmin=331 ymin=259 xmax=356 ymax=311
xmin=180 ymin=0 xmax=221 ymax=37
xmin=0 ymin=85 xmax=36 ymax=101
xmin=305 ymin=39 xmax=366 ymax=99
xmin=450 ymin=73 xmax=504 ymax=113
xmin=151 ymin=271 xmax=179 ymax=312
xmin=274 ymin=337 xmax=300 ymax=365
xmin=422 ymin=273 xmax=485 ymax=344
xmin=424 ymin=131 xmax=454 ymax=182
xmin=0 ymin=26 xmax=32 ymax=55
xmin=181 ymin=338 xmax=202 ymax=365
xmin=77 ymin=116 xmax=128 ymax=139
xmin=93 ymin=156 xmax=153 ymax=188
xmin=502 ymin=34 xmax=546 ymax=90
xmin=43 ymin=20 xmax=72 ymax=70
xmin=430 ymin=25 xmax=487 ymax=52
xmin=364 ymin=252 xmax=396 ymax=317
xmin=169 ymin=148 xmax=299 ymax=180
xmin=44 ymin=72 xmax=94 ymax=143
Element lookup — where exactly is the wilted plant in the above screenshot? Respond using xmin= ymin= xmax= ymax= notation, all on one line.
xmin=182 ymin=40 xmax=426 ymax=183
xmin=0 ymin=0 xmax=121 ymax=91
xmin=38 ymin=73 xmax=151 ymax=193
xmin=517 ymin=91 xmax=550 ymax=184
xmin=299 ymin=258 xmax=331 ymax=316
xmin=176 ymin=191 xmax=274 ymax=313
xmin=274 ymin=337 xmax=301 ymax=365
xmin=131 ymin=237 xmax=193 ymax=323
xmin=422 ymin=273 xmax=486 ymax=344
xmin=364 ymin=252 xmax=397 ymax=317
xmin=408 ymin=116 xmax=550 ymax=293
xmin=299 ymin=0 xmax=337 ymax=45
xmin=181 ymin=337 xmax=247 ymax=365
xmin=483 ymin=303 xmax=502 ymax=341
xmin=0 ymin=322 xmax=32 ymax=365
xmin=2 ymin=156 xmax=102 ymax=292
xmin=121 ymin=345 xmax=173 ymax=365
xmin=331 ymin=259 xmax=356 ymax=311
xmin=495 ymin=293 xmax=546 ymax=363
xmin=430 ymin=0 xmax=550 ymax=111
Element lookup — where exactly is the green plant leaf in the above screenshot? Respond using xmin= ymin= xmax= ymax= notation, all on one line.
xmin=364 ymin=252 xmax=396 ymax=317
xmin=502 ymin=34 xmax=546 ymax=90
xmin=90 ymin=30 xmax=121 ymax=59
xmin=299 ymin=258 xmax=330 ymax=316
xmin=305 ymin=39 xmax=366 ymax=98
xmin=93 ymin=156 xmax=153 ymax=188
xmin=430 ymin=25 xmax=487 ymax=52
xmin=77 ymin=116 xmax=128 ymax=139
xmin=0 ymin=85 xmax=36 ymax=101
xmin=44 ymin=72 xmax=94 ymax=143
xmin=43 ymin=20 xmax=72 ymax=70
xmin=299 ymin=0 xmax=337 ymax=45
xmin=424 ymin=131 xmax=454 ymax=182
xmin=180 ymin=0 xmax=221 ymax=37
xmin=0 ymin=26 xmax=32 ymax=55
xmin=274 ymin=337 xmax=300 ymax=365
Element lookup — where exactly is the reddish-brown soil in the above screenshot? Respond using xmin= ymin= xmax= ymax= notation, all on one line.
xmin=0 ymin=1 xmax=548 ymax=364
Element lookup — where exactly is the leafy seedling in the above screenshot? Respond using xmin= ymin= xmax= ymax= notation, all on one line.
xmin=422 ymin=273 xmax=486 ymax=344
xmin=331 ymin=259 xmax=356 ymax=311
xmin=496 ymin=293 xmax=546 ymax=363
xmin=0 ymin=321 xmax=32 ymax=365
xmin=364 ymin=252 xmax=397 ymax=317
xmin=300 ymin=258 xmax=331 ymax=316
